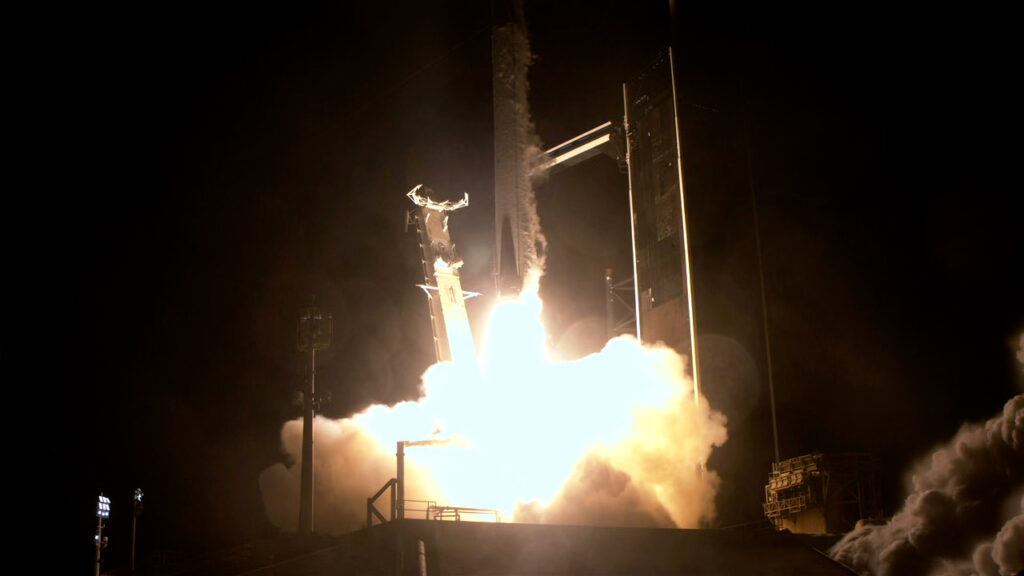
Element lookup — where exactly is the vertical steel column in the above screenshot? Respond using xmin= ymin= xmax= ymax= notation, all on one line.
xmin=299 ymin=347 xmax=315 ymax=533
xmin=605 ymin=268 xmax=616 ymax=341
xmin=621 ymin=83 xmax=642 ymax=341
xmin=417 ymin=540 xmax=428 ymax=576
xmin=94 ymin=515 xmax=103 ymax=576
xmin=668 ymin=47 xmax=702 ymax=410
xmin=396 ymin=441 xmax=406 ymax=520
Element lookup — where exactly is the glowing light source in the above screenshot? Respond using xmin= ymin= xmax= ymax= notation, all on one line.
xmin=96 ymin=494 xmax=110 ymax=519
xmin=258 ymin=278 xmax=730 ymax=534
xmin=94 ymin=493 xmax=110 ymax=576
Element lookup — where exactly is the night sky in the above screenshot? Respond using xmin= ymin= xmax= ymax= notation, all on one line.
xmin=10 ymin=2 xmax=1023 ymax=573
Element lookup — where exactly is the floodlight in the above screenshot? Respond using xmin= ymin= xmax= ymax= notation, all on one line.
xmin=97 ymin=495 xmax=111 ymax=518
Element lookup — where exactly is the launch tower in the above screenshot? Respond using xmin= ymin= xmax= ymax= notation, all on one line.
xmin=621 ymin=48 xmax=702 ymax=397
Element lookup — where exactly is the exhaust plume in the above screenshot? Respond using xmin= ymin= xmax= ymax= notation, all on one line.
xmin=829 ymin=334 xmax=1024 ymax=576
xmin=259 ymin=281 xmax=727 ymax=533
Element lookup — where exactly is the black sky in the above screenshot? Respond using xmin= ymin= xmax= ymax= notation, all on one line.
xmin=9 ymin=2 xmax=1024 ymax=573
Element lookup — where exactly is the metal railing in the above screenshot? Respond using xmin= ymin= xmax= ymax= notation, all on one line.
xmin=764 ymin=493 xmax=809 ymax=517
xmin=367 ymin=476 xmax=503 ymax=528
xmin=405 ymin=499 xmax=439 ymax=520
xmin=428 ymin=505 xmax=502 ymax=523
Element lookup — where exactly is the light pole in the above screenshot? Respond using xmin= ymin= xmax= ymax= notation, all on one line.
xmin=131 ymin=488 xmax=143 ymax=572
xmin=94 ymin=493 xmax=110 ymax=576
xmin=296 ymin=303 xmax=332 ymax=535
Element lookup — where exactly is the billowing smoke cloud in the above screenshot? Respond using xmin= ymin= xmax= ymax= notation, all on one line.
xmin=259 ymin=286 xmax=728 ymax=534
xmin=258 ymin=415 xmax=443 ymax=534
xmin=829 ymin=335 xmax=1024 ymax=576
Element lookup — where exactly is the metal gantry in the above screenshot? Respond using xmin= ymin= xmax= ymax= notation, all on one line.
xmin=605 ymin=267 xmax=637 ymax=341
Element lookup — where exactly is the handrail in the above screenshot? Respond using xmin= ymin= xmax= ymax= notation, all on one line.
xmin=428 ymin=505 xmax=502 ymax=523
xmin=367 ymin=477 xmax=502 ymax=527
xmin=404 ymin=499 xmax=438 ymax=520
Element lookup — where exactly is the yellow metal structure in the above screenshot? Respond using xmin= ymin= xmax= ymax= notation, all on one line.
xmin=764 ymin=452 xmax=882 ymax=534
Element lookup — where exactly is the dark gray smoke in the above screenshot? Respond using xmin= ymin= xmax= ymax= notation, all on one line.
xmin=829 ymin=336 xmax=1024 ymax=576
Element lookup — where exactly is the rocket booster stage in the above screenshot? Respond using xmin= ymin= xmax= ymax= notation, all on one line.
xmin=491 ymin=0 xmax=541 ymax=298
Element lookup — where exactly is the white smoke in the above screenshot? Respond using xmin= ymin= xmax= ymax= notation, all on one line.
xmin=829 ymin=334 xmax=1024 ymax=576
xmin=258 ymin=288 xmax=728 ymax=534
xmin=258 ymin=415 xmax=443 ymax=535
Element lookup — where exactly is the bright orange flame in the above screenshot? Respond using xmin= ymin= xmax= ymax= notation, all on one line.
xmin=259 ymin=274 xmax=728 ymax=532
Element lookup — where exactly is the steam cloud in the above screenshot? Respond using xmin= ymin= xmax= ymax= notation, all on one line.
xmin=259 ymin=289 xmax=727 ymax=534
xmin=829 ymin=335 xmax=1024 ymax=576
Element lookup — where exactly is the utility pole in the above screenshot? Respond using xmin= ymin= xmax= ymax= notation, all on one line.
xmin=296 ymin=302 xmax=332 ymax=535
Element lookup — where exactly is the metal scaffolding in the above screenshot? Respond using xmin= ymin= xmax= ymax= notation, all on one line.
xmin=764 ymin=452 xmax=882 ymax=534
